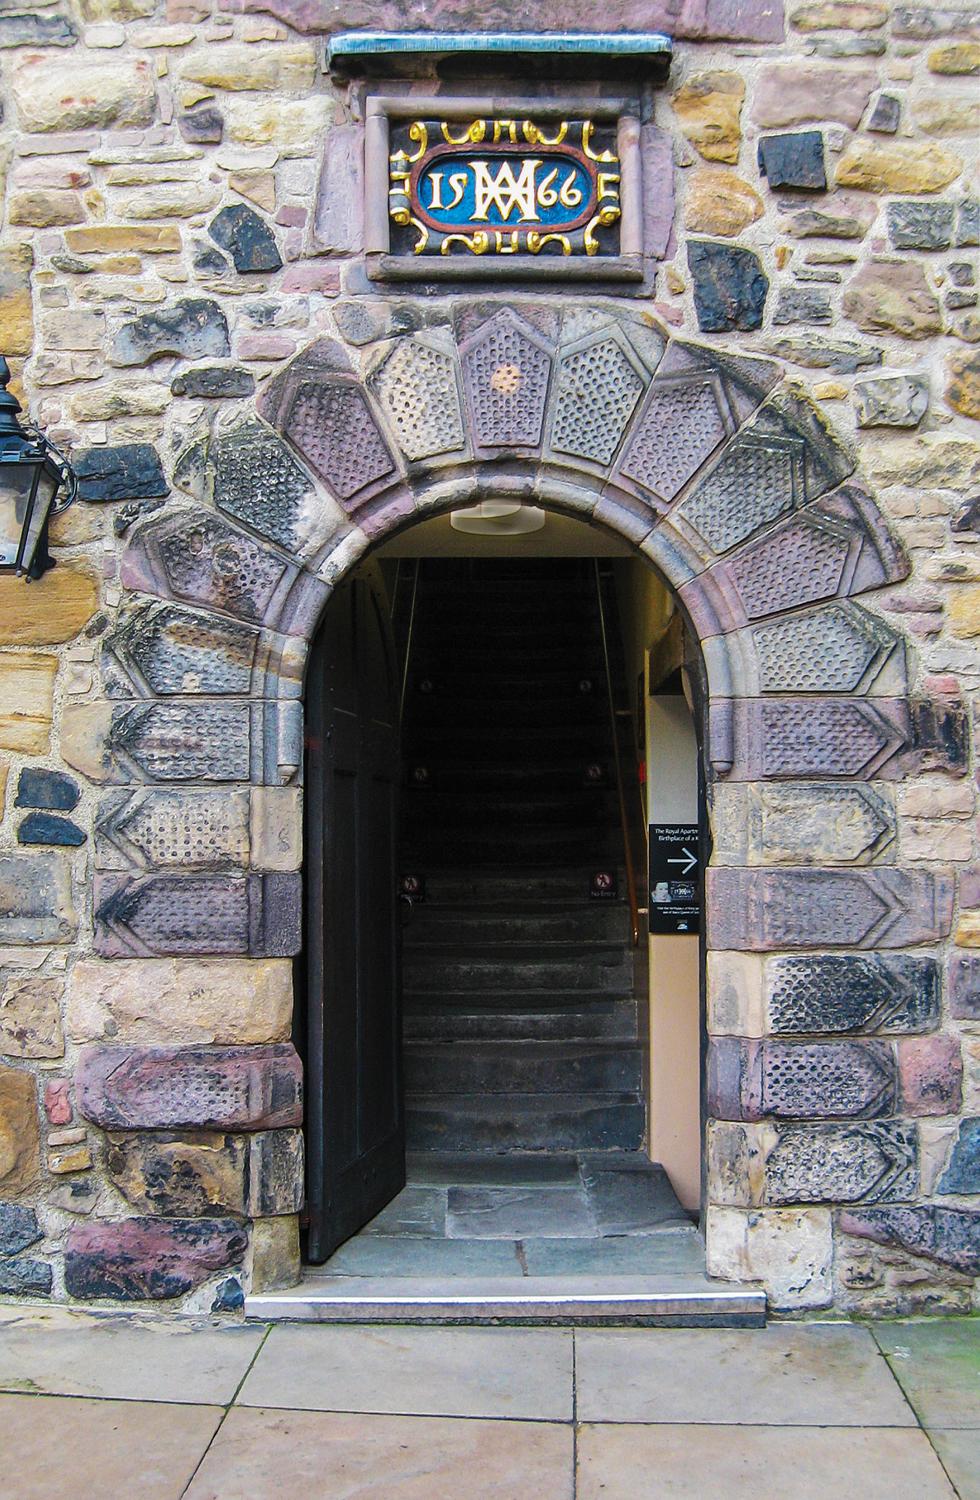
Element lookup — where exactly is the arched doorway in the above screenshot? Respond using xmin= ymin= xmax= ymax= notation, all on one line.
xmin=72 ymin=300 xmax=957 ymax=1316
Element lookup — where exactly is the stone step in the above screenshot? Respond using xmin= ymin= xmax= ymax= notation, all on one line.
xmin=400 ymin=869 xmax=626 ymax=905
xmin=405 ymin=1094 xmax=646 ymax=1152
xmin=403 ymin=953 xmax=633 ymax=994
xmin=405 ymin=1041 xmax=643 ymax=1095
xmin=403 ymin=1002 xmax=640 ymax=1042
xmin=405 ymin=906 xmax=631 ymax=945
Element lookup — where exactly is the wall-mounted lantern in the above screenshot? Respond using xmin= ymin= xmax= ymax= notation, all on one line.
xmin=0 ymin=356 xmax=77 ymax=580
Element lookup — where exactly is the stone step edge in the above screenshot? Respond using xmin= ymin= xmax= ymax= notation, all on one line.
xmin=244 ymin=1277 xmax=766 ymax=1327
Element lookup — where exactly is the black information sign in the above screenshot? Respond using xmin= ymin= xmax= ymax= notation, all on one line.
xmin=648 ymin=824 xmax=700 ymax=935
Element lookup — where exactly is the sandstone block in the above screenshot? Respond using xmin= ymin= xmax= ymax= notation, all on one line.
xmin=839 ymin=1205 xmax=979 ymax=1275
xmin=711 ymin=782 xmax=895 ymax=866
xmin=65 ymin=225 xmax=180 ymax=254
xmin=864 ymin=433 xmax=980 ymax=489
xmin=12 ymin=55 xmax=156 ymax=133
xmin=0 ymin=975 xmax=64 ymax=1059
xmin=791 ymin=0 xmax=887 ymax=26
xmin=0 ymin=568 xmax=98 ymax=646
xmin=224 ymin=97 xmax=331 ymax=153
xmin=0 ymin=653 xmax=57 ymax=753
xmin=898 ymin=1035 xmax=962 ymax=1114
xmin=0 ymin=245 xmax=34 ymax=358
xmin=178 ymin=43 xmax=316 ymax=94
xmin=706 ymin=1204 xmax=833 ymax=1310
xmin=708 ymin=1036 xmax=896 ymax=1121
xmin=66 ymin=956 xmax=293 ymax=1045
xmin=65 ymin=1216 xmax=248 ymax=1300
xmin=75 ymin=1042 xmax=303 ymax=1130
xmin=94 ymin=870 xmax=301 ymax=957
xmin=844 ymin=260 xmax=942 ymax=339
xmin=39 ymin=309 xmax=106 ymax=352
xmin=764 ymin=1120 xmax=917 ymax=1204
xmin=928 ymin=39 xmax=980 ymax=70
xmin=9 ymin=190 xmax=84 ymax=228
xmin=670 ymin=71 xmax=744 ymax=163
xmin=70 ymin=381 xmax=171 ymax=420
xmin=44 ymin=1079 xmax=72 ymax=1125
xmin=0 ymin=853 xmax=76 ymax=945
xmin=900 ymin=819 xmax=973 ymax=861
xmin=912 ymin=91 xmax=980 ymax=135
xmin=945 ymin=347 xmax=980 ymax=418
xmin=0 ymin=1063 xmax=39 ymax=1194
xmin=683 ymin=170 xmax=763 ymax=237
xmin=836 ymin=140 xmax=962 ymax=193
xmin=77 ymin=0 xmax=156 ymax=17
xmin=117 ymin=184 xmax=220 ymax=220
xmin=752 ymin=62 xmax=876 ymax=128
xmin=107 ymin=1130 xmax=247 ymax=1215
xmin=249 ymin=1212 xmax=300 ymax=1290
xmin=853 ymin=373 xmax=930 ymax=427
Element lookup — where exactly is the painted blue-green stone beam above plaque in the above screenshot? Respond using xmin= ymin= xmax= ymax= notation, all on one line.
xmin=327 ymin=30 xmax=673 ymax=79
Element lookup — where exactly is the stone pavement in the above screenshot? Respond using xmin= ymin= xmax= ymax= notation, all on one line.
xmin=0 ymin=1305 xmax=976 ymax=1498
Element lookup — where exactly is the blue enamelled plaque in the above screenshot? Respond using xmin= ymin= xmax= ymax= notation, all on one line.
xmin=388 ymin=118 xmax=622 ymax=259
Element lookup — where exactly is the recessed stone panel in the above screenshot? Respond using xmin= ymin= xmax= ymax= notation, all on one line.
xmin=63 ymin=700 xmax=299 ymax=787
xmin=728 ymin=698 xmax=915 ymax=780
xmin=212 ymin=418 xmax=321 ymax=551
xmin=618 ymin=372 xmax=731 ymax=500
xmin=708 ymin=868 xmax=954 ymax=950
xmin=461 ymin=310 xmax=553 ymax=450
xmin=94 ymin=871 xmax=301 ymax=957
xmin=369 ymin=338 xmax=465 ymax=462
xmin=711 ymin=782 xmax=896 ymax=865
xmin=95 ymin=789 xmax=252 ymax=871
xmin=283 ymin=379 xmax=395 ymax=501
xmin=708 ymin=1037 xmax=896 ymax=1120
xmin=75 ymin=1042 xmax=303 ymax=1131
xmin=550 ymin=334 xmax=647 ymax=469
xmin=767 ymin=954 xmax=940 ymax=1034
xmin=677 ymin=432 xmax=806 ymax=554
xmin=764 ymin=1122 xmax=918 ymax=1204
xmin=749 ymin=603 xmax=903 ymax=694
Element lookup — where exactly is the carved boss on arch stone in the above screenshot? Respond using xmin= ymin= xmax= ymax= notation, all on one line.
xmin=71 ymin=299 xmax=971 ymax=1304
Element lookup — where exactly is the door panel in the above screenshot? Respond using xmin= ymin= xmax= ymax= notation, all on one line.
xmin=304 ymin=564 xmax=404 ymax=1263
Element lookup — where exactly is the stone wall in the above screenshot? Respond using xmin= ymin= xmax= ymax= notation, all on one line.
xmin=0 ymin=0 xmax=976 ymax=1316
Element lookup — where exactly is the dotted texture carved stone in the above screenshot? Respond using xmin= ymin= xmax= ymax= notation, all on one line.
xmin=153 ymin=514 xmax=289 ymax=625
xmin=75 ymin=1042 xmax=303 ymax=1130
xmin=550 ymin=338 xmax=645 ymax=466
xmin=764 ymin=1122 xmax=918 ymax=1205
xmin=462 ymin=314 xmax=552 ymax=449
xmin=728 ymin=515 xmax=854 ymax=619
xmin=94 ymin=871 xmax=301 ymax=957
xmin=708 ymin=868 xmax=953 ymax=950
xmin=96 ymin=789 xmax=251 ymax=870
xmin=620 ymin=378 xmax=728 ymax=500
xmin=213 ymin=423 xmax=316 ymax=551
xmin=107 ymin=605 xmax=258 ymax=697
xmin=370 ymin=340 xmax=465 ymax=462
xmin=284 ymin=381 xmax=394 ymax=501
xmin=761 ymin=701 xmax=900 ymax=777
xmin=110 ymin=703 xmax=251 ymax=782
xmin=762 ymin=1040 xmax=895 ymax=1118
xmin=767 ymin=954 xmax=940 ymax=1035
xmin=751 ymin=604 xmax=897 ymax=694
xmin=680 ymin=435 xmax=804 ymax=553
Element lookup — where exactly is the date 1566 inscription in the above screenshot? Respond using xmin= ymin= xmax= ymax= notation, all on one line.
xmin=388 ymin=118 xmax=622 ymax=259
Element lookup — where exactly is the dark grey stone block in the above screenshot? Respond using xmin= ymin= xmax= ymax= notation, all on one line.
xmin=767 ymin=954 xmax=940 ymax=1035
xmin=17 ymin=812 xmax=86 ymax=848
xmin=112 ymin=299 xmax=230 ymax=368
xmin=75 ymin=444 xmax=168 ymax=503
xmin=209 ymin=204 xmax=282 ymax=273
xmin=0 ymin=1201 xmax=41 ymax=1257
xmin=15 ymin=768 xmax=80 ymax=812
xmin=171 ymin=366 xmax=256 ymax=399
xmin=687 ymin=240 xmax=769 ymax=333
xmin=868 ymin=94 xmax=901 ymax=133
xmin=886 ymin=201 xmax=955 ymax=250
xmin=758 ymin=131 xmax=826 ymax=191
xmin=938 ymin=1118 xmax=980 ymax=1195
xmin=0 ymin=1259 xmax=52 ymax=1297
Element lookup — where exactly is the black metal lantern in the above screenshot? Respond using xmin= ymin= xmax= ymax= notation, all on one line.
xmin=0 ymin=355 xmax=77 ymax=580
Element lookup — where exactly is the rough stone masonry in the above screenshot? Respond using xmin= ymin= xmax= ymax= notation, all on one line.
xmin=0 ymin=0 xmax=976 ymax=1318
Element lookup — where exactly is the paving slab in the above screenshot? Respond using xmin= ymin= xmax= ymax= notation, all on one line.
xmin=1 ymin=1392 xmax=222 ymax=1500
xmin=186 ymin=1407 xmax=574 ymax=1500
xmin=362 ymin=1185 xmax=448 ymax=1237
xmin=928 ymin=1427 xmax=980 ymax=1500
xmin=237 ymin=1323 xmax=574 ymax=1419
xmin=581 ymin=1161 xmax=693 ymax=1235
xmin=447 ymin=1184 xmax=595 ymax=1239
xmin=575 ymin=1323 xmax=916 ymax=1426
xmin=873 ymin=1319 xmax=980 ymax=1430
xmin=312 ymin=1233 xmax=522 ymax=1277
xmin=0 ymin=1308 xmax=265 ymax=1404
xmin=576 ymin=1423 xmax=958 ymax=1500
xmin=407 ymin=1151 xmax=581 ymax=1186
xmin=522 ymin=1231 xmax=705 ymax=1276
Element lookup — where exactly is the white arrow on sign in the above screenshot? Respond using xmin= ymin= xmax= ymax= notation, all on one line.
xmin=667 ymin=847 xmax=697 ymax=876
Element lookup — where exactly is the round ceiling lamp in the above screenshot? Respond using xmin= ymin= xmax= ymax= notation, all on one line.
xmin=450 ymin=501 xmax=546 ymax=535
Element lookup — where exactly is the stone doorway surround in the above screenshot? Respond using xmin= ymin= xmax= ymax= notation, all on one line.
xmin=60 ymin=299 xmax=970 ymax=1312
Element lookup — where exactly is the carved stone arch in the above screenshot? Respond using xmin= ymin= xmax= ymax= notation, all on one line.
xmin=72 ymin=300 xmax=967 ymax=1309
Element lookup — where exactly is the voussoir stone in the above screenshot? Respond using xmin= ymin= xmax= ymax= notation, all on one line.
xmin=752 ymin=62 xmax=877 ymax=127
xmin=12 ymin=55 xmax=156 ymax=133
xmin=670 ymin=70 xmax=744 ymax=163
xmin=844 ymin=260 xmax=942 ymax=339
xmin=66 ymin=957 xmax=293 ymax=1045
xmin=839 ymin=1205 xmax=980 ymax=1275
xmin=75 ymin=1042 xmax=303 ymax=1130
xmin=64 ymin=1216 xmax=248 ymax=1300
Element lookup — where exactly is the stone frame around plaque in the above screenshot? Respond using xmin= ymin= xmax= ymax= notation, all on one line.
xmin=363 ymin=94 xmax=644 ymax=282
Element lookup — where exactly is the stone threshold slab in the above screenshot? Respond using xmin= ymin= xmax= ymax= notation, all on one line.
xmin=245 ymin=1275 xmax=766 ymax=1327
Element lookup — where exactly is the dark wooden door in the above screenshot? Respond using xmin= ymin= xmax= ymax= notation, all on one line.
xmin=303 ymin=563 xmax=404 ymax=1263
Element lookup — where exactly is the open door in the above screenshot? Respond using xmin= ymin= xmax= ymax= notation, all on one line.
xmin=303 ymin=563 xmax=404 ymax=1263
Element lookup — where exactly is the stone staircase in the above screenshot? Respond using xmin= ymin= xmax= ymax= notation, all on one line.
xmin=399 ymin=559 xmax=645 ymax=1155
